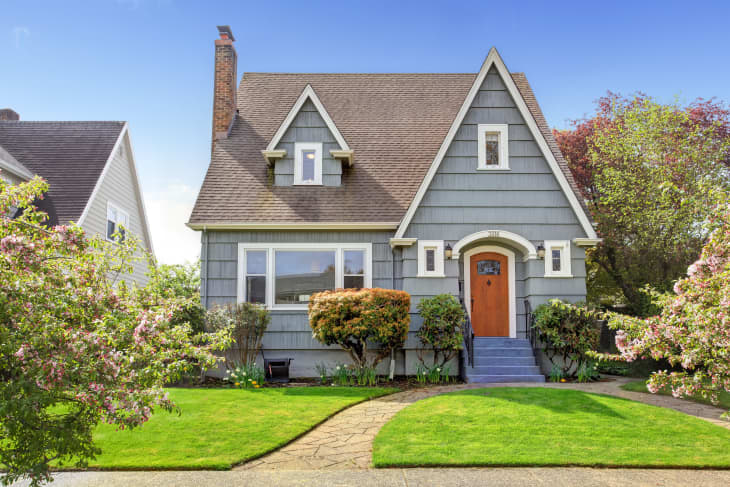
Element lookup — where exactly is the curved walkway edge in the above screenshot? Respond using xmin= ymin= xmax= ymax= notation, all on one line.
xmin=238 ymin=377 xmax=730 ymax=471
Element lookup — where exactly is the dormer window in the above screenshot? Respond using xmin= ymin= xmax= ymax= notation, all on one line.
xmin=477 ymin=124 xmax=509 ymax=170
xmin=294 ymin=142 xmax=322 ymax=185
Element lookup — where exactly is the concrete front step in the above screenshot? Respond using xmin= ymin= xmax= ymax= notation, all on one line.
xmin=473 ymin=347 xmax=534 ymax=357
xmin=473 ymin=338 xmax=531 ymax=348
xmin=477 ymin=356 xmax=537 ymax=366
xmin=468 ymin=365 xmax=542 ymax=375
xmin=468 ymin=374 xmax=546 ymax=383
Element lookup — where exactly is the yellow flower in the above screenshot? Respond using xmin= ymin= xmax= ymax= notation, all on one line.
xmin=560 ymin=378 xmax=567 ymax=383
xmin=252 ymin=381 xmax=257 ymax=385
xmin=254 ymin=385 xmax=260 ymax=388
xmin=234 ymin=382 xmax=240 ymax=386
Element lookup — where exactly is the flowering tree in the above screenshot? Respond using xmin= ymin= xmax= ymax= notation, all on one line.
xmin=599 ymin=200 xmax=730 ymax=417
xmin=0 ymin=176 xmax=230 ymax=486
xmin=554 ymin=94 xmax=730 ymax=314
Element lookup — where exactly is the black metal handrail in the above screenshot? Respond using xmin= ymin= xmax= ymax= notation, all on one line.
xmin=524 ymin=299 xmax=537 ymax=351
xmin=458 ymin=279 xmax=474 ymax=368
xmin=461 ymin=301 xmax=474 ymax=367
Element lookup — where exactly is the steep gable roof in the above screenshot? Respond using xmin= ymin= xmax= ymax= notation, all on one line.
xmin=394 ymin=48 xmax=596 ymax=239
xmin=189 ymin=52 xmax=593 ymax=237
xmin=0 ymin=121 xmax=125 ymax=225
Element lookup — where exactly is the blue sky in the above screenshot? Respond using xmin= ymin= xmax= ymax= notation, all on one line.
xmin=2 ymin=0 xmax=729 ymax=263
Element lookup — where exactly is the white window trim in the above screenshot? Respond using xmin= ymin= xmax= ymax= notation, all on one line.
xmin=237 ymin=242 xmax=372 ymax=310
xmin=477 ymin=123 xmax=509 ymax=170
xmin=293 ymin=142 xmax=323 ymax=185
xmin=417 ymin=240 xmax=445 ymax=278
xmin=544 ymin=240 xmax=572 ymax=278
xmin=106 ymin=201 xmax=130 ymax=242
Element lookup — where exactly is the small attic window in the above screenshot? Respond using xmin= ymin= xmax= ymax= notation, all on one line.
xmin=294 ymin=142 xmax=322 ymax=185
xmin=477 ymin=124 xmax=509 ymax=170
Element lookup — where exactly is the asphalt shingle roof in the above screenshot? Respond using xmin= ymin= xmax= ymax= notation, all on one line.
xmin=189 ymin=72 xmax=588 ymax=225
xmin=0 ymin=121 xmax=124 ymax=225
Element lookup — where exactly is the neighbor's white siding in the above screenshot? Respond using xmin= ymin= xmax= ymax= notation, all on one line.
xmin=80 ymin=133 xmax=152 ymax=285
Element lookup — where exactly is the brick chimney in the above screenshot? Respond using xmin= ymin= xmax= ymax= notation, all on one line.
xmin=0 ymin=109 xmax=20 ymax=121
xmin=212 ymin=25 xmax=237 ymax=143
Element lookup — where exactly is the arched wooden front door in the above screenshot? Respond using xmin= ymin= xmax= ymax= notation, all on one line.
xmin=469 ymin=252 xmax=509 ymax=336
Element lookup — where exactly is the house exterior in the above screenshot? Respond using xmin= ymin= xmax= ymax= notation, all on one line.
xmin=189 ymin=27 xmax=600 ymax=381
xmin=0 ymin=109 xmax=154 ymax=285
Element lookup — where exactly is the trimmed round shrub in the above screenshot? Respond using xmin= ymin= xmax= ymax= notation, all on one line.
xmin=308 ymin=288 xmax=410 ymax=369
xmin=533 ymin=299 xmax=601 ymax=376
xmin=416 ymin=294 xmax=464 ymax=367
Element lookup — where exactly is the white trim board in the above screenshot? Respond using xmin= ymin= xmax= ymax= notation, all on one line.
xmin=0 ymin=145 xmax=33 ymax=180
xmin=463 ymin=245 xmax=516 ymax=339
xmin=265 ymin=84 xmax=350 ymax=152
xmin=393 ymin=47 xmax=598 ymax=240
xmin=451 ymin=229 xmax=537 ymax=262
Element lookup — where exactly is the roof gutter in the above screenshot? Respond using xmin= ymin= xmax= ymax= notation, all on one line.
xmin=185 ymin=222 xmax=400 ymax=231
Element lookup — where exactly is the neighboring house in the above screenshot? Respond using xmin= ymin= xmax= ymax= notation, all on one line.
xmin=0 ymin=109 xmax=154 ymax=284
xmin=189 ymin=27 xmax=600 ymax=381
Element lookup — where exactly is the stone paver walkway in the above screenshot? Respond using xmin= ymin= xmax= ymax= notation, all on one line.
xmin=238 ymin=377 xmax=729 ymax=471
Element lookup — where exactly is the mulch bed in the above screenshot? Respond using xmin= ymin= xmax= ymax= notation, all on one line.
xmin=174 ymin=375 xmax=465 ymax=390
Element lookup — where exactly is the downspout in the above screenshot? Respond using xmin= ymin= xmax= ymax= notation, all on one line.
xmin=389 ymin=244 xmax=397 ymax=380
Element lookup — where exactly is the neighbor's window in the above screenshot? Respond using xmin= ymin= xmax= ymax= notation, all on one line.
xmin=106 ymin=202 xmax=129 ymax=242
xmin=245 ymin=250 xmax=267 ymax=304
xmin=544 ymin=240 xmax=572 ymax=277
xmin=477 ymin=124 xmax=509 ymax=170
xmin=418 ymin=240 xmax=445 ymax=277
xmin=294 ymin=142 xmax=323 ymax=185
xmin=344 ymin=250 xmax=365 ymax=288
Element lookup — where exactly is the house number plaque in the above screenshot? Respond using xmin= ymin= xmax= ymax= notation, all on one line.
xmin=477 ymin=260 xmax=500 ymax=275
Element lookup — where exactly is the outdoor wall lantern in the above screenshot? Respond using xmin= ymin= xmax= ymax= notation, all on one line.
xmin=537 ymin=243 xmax=546 ymax=259
xmin=444 ymin=243 xmax=453 ymax=259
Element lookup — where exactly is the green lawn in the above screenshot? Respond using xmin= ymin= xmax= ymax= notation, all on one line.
xmin=621 ymin=379 xmax=730 ymax=410
xmin=83 ymin=387 xmax=394 ymax=469
xmin=373 ymin=387 xmax=730 ymax=468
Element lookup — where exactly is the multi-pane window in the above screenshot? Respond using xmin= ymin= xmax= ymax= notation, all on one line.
xmin=245 ymin=250 xmax=267 ymax=304
xmin=294 ymin=142 xmax=322 ymax=185
xmin=344 ymin=250 xmax=365 ymax=288
xmin=544 ymin=240 xmax=572 ymax=277
xmin=477 ymin=124 xmax=509 ymax=170
xmin=106 ymin=202 xmax=129 ymax=242
xmin=238 ymin=244 xmax=371 ymax=308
